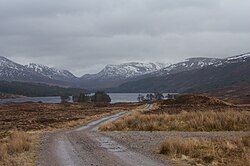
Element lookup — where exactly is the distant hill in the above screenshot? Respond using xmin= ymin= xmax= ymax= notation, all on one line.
xmin=110 ymin=53 xmax=250 ymax=93
xmin=0 ymin=56 xmax=78 ymax=87
xmin=0 ymin=56 xmax=170 ymax=89
xmin=0 ymin=81 xmax=86 ymax=97
xmin=26 ymin=63 xmax=77 ymax=82
xmin=79 ymin=62 xmax=169 ymax=89
xmin=79 ymin=58 xmax=224 ymax=89
xmin=1 ymin=52 xmax=250 ymax=93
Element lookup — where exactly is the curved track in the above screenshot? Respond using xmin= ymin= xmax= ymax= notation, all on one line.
xmin=38 ymin=106 xmax=170 ymax=166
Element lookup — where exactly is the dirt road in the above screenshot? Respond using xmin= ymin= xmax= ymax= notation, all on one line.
xmin=38 ymin=109 xmax=171 ymax=166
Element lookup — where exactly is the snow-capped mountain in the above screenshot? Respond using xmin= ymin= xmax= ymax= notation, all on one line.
xmin=212 ymin=52 xmax=250 ymax=67
xmin=113 ymin=53 xmax=250 ymax=93
xmin=1 ymin=52 xmax=249 ymax=90
xmin=149 ymin=57 xmax=221 ymax=76
xmin=150 ymin=53 xmax=250 ymax=77
xmin=79 ymin=62 xmax=170 ymax=89
xmin=0 ymin=56 xmax=23 ymax=70
xmin=26 ymin=63 xmax=77 ymax=81
xmin=226 ymin=52 xmax=250 ymax=62
xmin=0 ymin=56 xmax=77 ymax=86
xmin=0 ymin=56 xmax=40 ymax=80
xmin=81 ymin=62 xmax=170 ymax=80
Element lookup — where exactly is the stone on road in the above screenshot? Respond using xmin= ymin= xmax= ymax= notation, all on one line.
xmin=38 ymin=108 xmax=171 ymax=166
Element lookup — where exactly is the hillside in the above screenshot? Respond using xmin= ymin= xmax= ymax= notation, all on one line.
xmin=0 ymin=56 xmax=78 ymax=87
xmin=79 ymin=62 xmax=169 ymax=89
xmin=111 ymin=55 xmax=250 ymax=93
xmin=26 ymin=63 xmax=77 ymax=81
xmin=1 ymin=52 xmax=250 ymax=92
xmin=0 ymin=81 xmax=85 ymax=97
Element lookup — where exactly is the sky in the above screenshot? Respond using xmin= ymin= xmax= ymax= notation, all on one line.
xmin=0 ymin=0 xmax=250 ymax=76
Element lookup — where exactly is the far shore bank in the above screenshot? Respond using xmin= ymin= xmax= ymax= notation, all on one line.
xmin=0 ymin=92 xmax=26 ymax=99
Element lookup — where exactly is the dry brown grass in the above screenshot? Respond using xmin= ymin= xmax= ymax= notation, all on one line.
xmin=6 ymin=131 xmax=31 ymax=154
xmin=99 ymin=111 xmax=250 ymax=131
xmin=160 ymin=135 xmax=250 ymax=166
xmin=0 ymin=130 xmax=35 ymax=166
xmin=0 ymin=102 xmax=141 ymax=165
xmin=0 ymin=102 xmax=139 ymax=133
xmin=0 ymin=111 xmax=122 ymax=166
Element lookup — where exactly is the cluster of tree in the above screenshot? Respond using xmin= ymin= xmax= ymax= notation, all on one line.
xmin=60 ymin=95 xmax=71 ymax=103
xmin=137 ymin=93 xmax=179 ymax=102
xmin=0 ymin=81 xmax=85 ymax=97
xmin=137 ymin=92 xmax=164 ymax=102
xmin=70 ymin=91 xmax=111 ymax=103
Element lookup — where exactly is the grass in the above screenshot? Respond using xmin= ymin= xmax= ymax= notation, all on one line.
xmin=99 ymin=111 xmax=250 ymax=131
xmin=0 ymin=102 xmax=140 ymax=166
xmin=0 ymin=102 xmax=139 ymax=133
xmin=6 ymin=131 xmax=31 ymax=154
xmin=0 ymin=130 xmax=35 ymax=166
xmin=0 ymin=110 xmax=123 ymax=166
xmin=160 ymin=135 xmax=250 ymax=166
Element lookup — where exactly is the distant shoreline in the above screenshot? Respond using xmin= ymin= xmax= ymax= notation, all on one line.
xmin=0 ymin=93 xmax=26 ymax=99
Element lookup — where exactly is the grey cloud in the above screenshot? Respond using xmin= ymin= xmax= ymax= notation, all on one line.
xmin=0 ymin=0 xmax=250 ymax=76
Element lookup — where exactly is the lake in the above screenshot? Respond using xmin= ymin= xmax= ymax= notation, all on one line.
xmin=0 ymin=93 xmax=176 ymax=104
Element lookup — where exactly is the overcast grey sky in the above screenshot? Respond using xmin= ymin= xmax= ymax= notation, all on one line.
xmin=0 ymin=0 xmax=250 ymax=76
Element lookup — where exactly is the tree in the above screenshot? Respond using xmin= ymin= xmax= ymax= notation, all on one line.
xmin=91 ymin=91 xmax=111 ymax=103
xmin=146 ymin=93 xmax=155 ymax=101
xmin=60 ymin=95 xmax=70 ymax=103
xmin=73 ymin=92 xmax=90 ymax=102
xmin=154 ymin=92 xmax=164 ymax=100
xmin=137 ymin=94 xmax=145 ymax=102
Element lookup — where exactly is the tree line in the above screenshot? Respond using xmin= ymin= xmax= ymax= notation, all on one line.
xmin=0 ymin=81 xmax=85 ymax=97
xmin=61 ymin=91 xmax=111 ymax=103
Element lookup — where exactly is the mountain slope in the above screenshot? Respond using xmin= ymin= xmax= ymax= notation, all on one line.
xmin=26 ymin=63 xmax=77 ymax=81
xmin=110 ymin=53 xmax=250 ymax=93
xmin=81 ymin=62 xmax=169 ymax=80
xmin=0 ymin=56 xmax=78 ymax=86
xmin=0 ymin=56 xmax=49 ymax=82
xmin=0 ymin=81 xmax=85 ymax=97
xmin=152 ymin=57 xmax=221 ymax=76
xmin=79 ymin=62 xmax=169 ymax=89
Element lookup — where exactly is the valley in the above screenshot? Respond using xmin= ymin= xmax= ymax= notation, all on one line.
xmin=0 ymin=53 xmax=250 ymax=166
xmin=1 ymin=1 xmax=249 ymax=165
xmin=0 ymin=95 xmax=249 ymax=166
xmin=1 ymin=52 xmax=250 ymax=97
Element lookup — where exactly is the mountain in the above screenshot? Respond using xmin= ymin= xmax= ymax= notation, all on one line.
xmin=0 ymin=56 xmax=48 ymax=82
xmin=1 ymin=52 xmax=249 ymax=92
xmin=110 ymin=52 xmax=250 ymax=93
xmin=79 ymin=58 xmax=225 ymax=89
xmin=0 ymin=56 xmax=77 ymax=86
xmin=0 ymin=56 xmax=172 ymax=89
xmin=81 ymin=62 xmax=169 ymax=80
xmin=213 ymin=52 xmax=250 ymax=66
xmin=26 ymin=63 xmax=77 ymax=81
xmin=151 ymin=57 xmax=221 ymax=76
xmin=79 ymin=62 xmax=170 ymax=89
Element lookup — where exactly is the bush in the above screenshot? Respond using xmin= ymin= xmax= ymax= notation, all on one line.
xmin=91 ymin=91 xmax=111 ymax=103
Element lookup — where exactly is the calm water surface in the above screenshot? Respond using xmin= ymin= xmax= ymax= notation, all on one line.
xmin=0 ymin=93 xmax=175 ymax=104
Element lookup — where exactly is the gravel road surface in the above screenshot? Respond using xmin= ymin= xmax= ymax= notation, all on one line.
xmin=38 ymin=110 xmax=171 ymax=166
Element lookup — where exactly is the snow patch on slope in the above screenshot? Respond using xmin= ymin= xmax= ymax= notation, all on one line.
xmin=26 ymin=63 xmax=76 ymax=80
xmin=82 ymin=62 xmax=170 ymax=80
